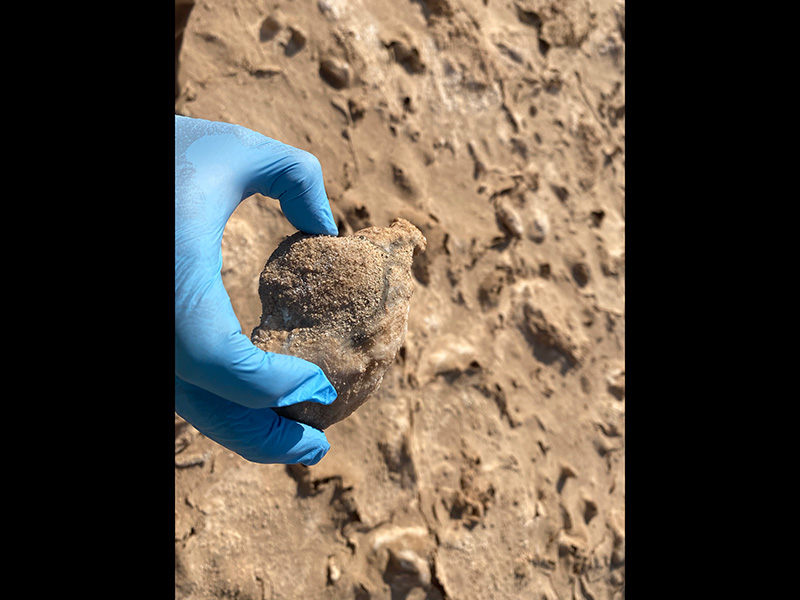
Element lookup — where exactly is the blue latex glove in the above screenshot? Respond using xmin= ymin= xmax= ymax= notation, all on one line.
xmin=175 ymin=115 xmax=339 ymax=465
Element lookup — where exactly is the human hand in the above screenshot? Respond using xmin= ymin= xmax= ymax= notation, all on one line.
xmin=175 ymin=115 xmax=339 ymax=464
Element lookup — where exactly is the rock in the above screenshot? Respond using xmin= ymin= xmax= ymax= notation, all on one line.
xmin=326 ymin=556 xmax=341 ymax=584
xmin=319 ymin=58 xmax=350 ymax=89
xmin=521 ymin=302 xmax=584 ymax=368
xmin=251 ymin=219 xmax=427 ymax=430
xmin=529 ymin=208 xmax=549 ymax=243
xmin=387 ymin=40 xmax=426 ymax=74
xmin=494 ymin=198 xmax=524 ymax=239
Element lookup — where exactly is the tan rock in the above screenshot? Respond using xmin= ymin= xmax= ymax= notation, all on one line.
xmin=251 ymin=218 xmax=427 ymax=430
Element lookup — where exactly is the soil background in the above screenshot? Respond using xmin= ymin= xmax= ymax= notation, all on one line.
xmin=174 ymin=0 xmax=625 ymax=598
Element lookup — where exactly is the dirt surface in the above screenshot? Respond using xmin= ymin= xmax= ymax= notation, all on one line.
xmin=175 ymin=0 xmax=625 ymax=598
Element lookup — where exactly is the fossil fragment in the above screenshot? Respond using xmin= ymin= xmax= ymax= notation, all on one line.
xmin=251 ymin=218 xmax=427 ymax=430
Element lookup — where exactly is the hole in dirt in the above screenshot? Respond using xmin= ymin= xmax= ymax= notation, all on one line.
xmin=583 ymin=499 xmax=599 ymax=524
xmin=259 ymin=16 xmax=280 ymax=41
xmin=571 ymin=263 xmax=590 ymax=287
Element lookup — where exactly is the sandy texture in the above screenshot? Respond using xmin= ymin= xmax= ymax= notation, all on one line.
xmin=251 ymin=218 xmax=427 ymax=430
xmin=175 ymin=0 xmax=625 ymax=598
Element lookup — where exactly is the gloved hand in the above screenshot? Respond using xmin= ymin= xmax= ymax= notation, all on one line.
xmin=175 ymin=115 xmax=339 ymax=465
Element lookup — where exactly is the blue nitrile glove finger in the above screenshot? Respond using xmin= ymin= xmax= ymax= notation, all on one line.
xmin=175 ymin=115 xmax=339 ymax=236
xmin=175 ymin=377 xmax=330 ymax=465
xmin=176 ymin=115 xmax=338 ymax=461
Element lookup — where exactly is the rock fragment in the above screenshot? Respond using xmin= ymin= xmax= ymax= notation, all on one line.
xmin=494 ymin=198 xmax=524 ymax=239
xmin=529 ymin=208 xmax=549 ymax=243
xmin=251 ymin=219 xmax=427 ymax=430
xmin=319 ymin=58 xmax=350 ymax=89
